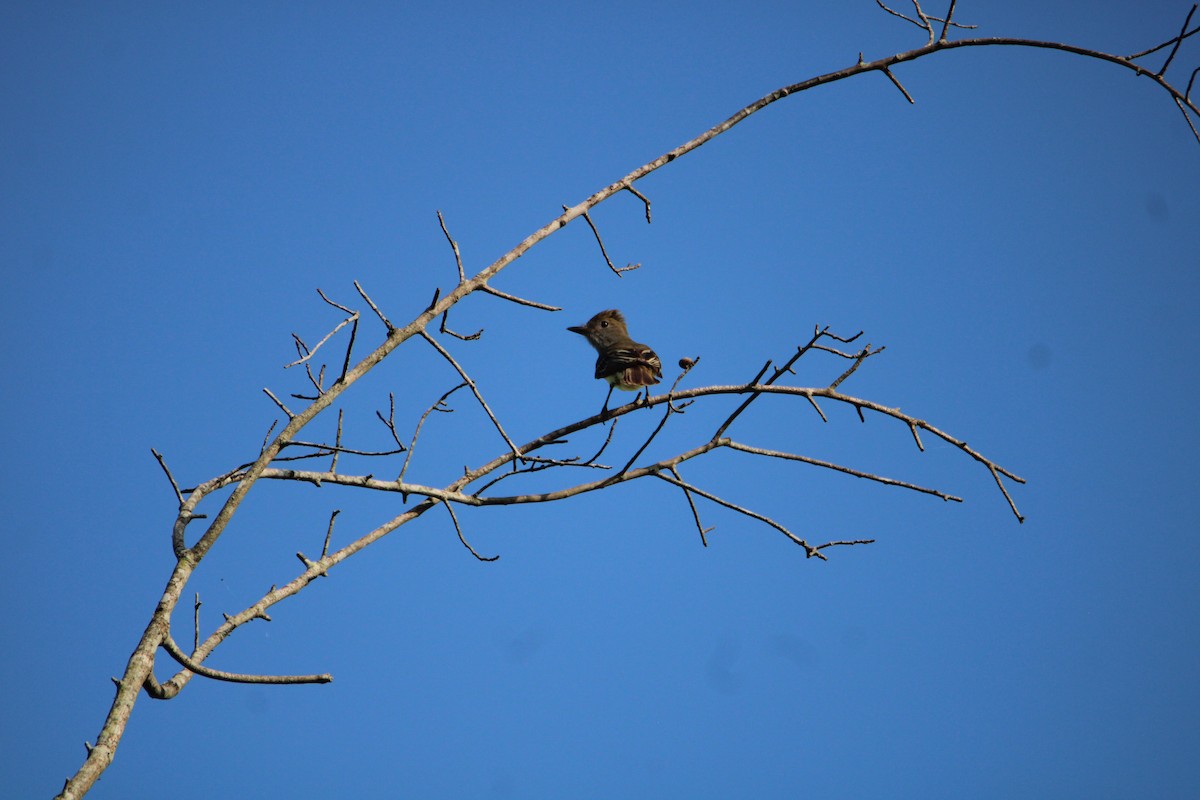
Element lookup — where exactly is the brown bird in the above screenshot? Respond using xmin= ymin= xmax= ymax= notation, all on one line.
xmin=568 ymin=309 xmax=663 ymax=411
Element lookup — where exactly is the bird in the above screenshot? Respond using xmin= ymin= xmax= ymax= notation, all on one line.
xmin=567 ymin=309 xmax=663 ymax=411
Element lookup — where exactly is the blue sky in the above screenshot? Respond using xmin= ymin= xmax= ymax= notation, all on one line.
xmin=4 ymin=2 xmax=1199 ymax=798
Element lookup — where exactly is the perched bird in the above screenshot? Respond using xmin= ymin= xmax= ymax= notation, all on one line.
xmin=568 ymin=309 xmax=663 ymax=411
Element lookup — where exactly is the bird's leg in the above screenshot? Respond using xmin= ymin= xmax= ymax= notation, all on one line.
xmin=600 ymin=385 xmax=615 ymax=415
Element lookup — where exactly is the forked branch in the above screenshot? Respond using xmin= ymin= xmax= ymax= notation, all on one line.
xmin=56 ymin=3 xmax=1194 ymax=796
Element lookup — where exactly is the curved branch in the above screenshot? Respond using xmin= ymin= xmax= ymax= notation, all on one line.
xmin=59 ymin=12 xmax=1194 ymax=797
xmin=160 ymin=635 xmax=332 ymax=685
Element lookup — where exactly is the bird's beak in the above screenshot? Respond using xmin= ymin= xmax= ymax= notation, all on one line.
xmin=567 ymin=325 xmax=587 ymax=335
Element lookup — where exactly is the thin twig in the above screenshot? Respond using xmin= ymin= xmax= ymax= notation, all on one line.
xmin=610 ymin=394 xmax=676 ymax=480
xmin=193 ymin=593 xmax=201 ymax=653
xmin=420 ymin=331 xmax=523 ymax=459
xmin=259 ymin=419 xmax=278 ymax=455
xmin=882 ymin=67 xmax=916 ymax=103
xmin=375 ymin=393 xmax=404 ymax=449
xmin=282 ymin=441 xmax=405 ymax=458
xmin=331 ymin=410 xmax=344 ymax=472
xmin=876 ymin=0 xmax=926 ymax=31
xmin=815 ymin=538 xmax=876 ymax=551
xmin=150 ymin=448 xmax=184 ymax=506
xmin=480 ymin=283 xmax=562 ymax=311
xmin=623 ymin=182 xmax=653 ymax=223
xmin=988 ymin=465 xmax=1025 ymax=523
xmin=444 ymin=502 xmax=498 ymax=561
xmin=829 ymin=345 xmax=880 ymax=390
xmin=354 ymin=280 xmax=392 ymax=332
xmin=399 ymin=383 xmax=467 ymax=486
xmin=805 ymin=393 xmax=828 ymax=422
xmin=713 ymin=326 xmax=862 ymax=440
xmin=938 ymin=0 xmax=958 ymax=42
xmin=910 ymin=0 xmax=934 ymax=44
xmin=161 ymin=634 xmax=332 ymax=685
xmin=284 ymin=309 xmax=358 ymax=369
xmin=439 ymin=309 xmax=483 ymax=341
xmin=652 ymin=470 xmax=824 ymax=558
xmin=1176 ymin=96 xmax=1200 ymax=144
xmin=1158 ymin=4 xmax=1197 ymax=77
xmin=671 ymin=466 xmax=713 ymax=546
xmin=724 ymin=441 xmax=963 ymax=502
xmin=437 ymin=210 xmax=466 ymax=282
xmin=337 ymin=316 xmax=358 ymax=385
xmin=579 ymin=208 xmax=641 ymax=276
xmin=322 ymin=510 xmax=340 ymax=558
xmin=262 ymin=388 xmax=294 ymax=419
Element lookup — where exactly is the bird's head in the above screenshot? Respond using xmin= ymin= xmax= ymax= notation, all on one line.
xmin=567 ymin=309 xmax=629 ymax=349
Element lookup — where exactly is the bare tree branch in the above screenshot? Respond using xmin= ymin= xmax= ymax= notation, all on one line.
xmin=437 ymin=209 xmax=465 ymax=283
xmin=150 ymin=448 xmax=183 ymax=507
xmin=445 ymin=501 xmax=499 ymax=562
xmin=419 ymin=331 xmax=523 ymax=459
xmin=57 ymin=5 xmax=1197 ymax=794
xmin=580 ymin=207 xmax=641 ymax=276
xmin=160 ymin=634 xmax=331 ymax=685
xmin=1157 ymin=3 xmax=1197 ymax=77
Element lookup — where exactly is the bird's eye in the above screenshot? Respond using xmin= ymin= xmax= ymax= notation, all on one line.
xmin=600 ymin=320 xmax=608 ymax=328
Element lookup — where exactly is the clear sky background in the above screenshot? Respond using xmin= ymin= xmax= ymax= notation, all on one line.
xmin=4 ymin=2 xmax=1199 ymax=798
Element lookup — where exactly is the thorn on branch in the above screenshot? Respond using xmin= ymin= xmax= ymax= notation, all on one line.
xmin=296 ymin=551 xmax=329 ymax=576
